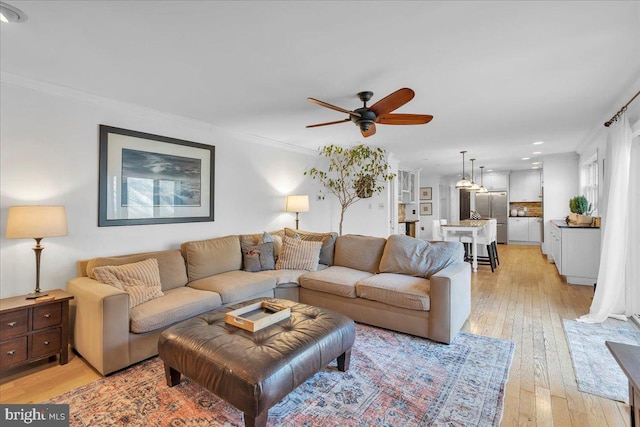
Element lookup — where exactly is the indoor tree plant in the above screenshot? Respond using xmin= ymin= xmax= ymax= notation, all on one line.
xmin=305 ymin=144 xmax=395 ymax=235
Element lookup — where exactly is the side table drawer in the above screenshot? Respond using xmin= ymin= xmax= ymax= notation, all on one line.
xmin=0 ymin=336 xmax=28 ymax=369
xmin=33 ymin=303 xmax=62 ymax=330
xmin=32 ymin=328 xmax=61 ymax=358
xmin=0 ymin=310 xmax=29 ymax=339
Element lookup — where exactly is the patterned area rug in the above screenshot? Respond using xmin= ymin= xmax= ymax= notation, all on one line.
xmin=563 ymin=318 xmax=640 ymax=402
xmin=47 ymin=324 xmax=514 ymax=426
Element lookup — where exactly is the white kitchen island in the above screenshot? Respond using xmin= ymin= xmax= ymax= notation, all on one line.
xmin=549 ymin=220 xmax=601 ymax=285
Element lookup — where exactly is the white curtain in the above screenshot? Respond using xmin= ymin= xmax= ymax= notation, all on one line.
xmin=626 ymin=133 xmax=640 ymax=316
xmin=579 ymin=113 xmax=635 ymax=323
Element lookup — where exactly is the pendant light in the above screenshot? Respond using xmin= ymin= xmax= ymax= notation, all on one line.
xmin=455 ymin=151 xmax=472 ymax=189
xmin=468 ymin=158 xmax=481 ymax=191
xmin=478 ymin=166 xmax=489 ymax=193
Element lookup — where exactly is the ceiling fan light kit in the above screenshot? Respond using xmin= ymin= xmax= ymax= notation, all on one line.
xmin=307 ymin=88 xmax=433 ymax=138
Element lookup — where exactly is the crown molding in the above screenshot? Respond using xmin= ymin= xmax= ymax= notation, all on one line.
xmin=0 ymin=72 xmax=316 ymax=156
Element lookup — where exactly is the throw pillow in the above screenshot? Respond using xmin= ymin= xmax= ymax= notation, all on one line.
xmin=284 ymin=228 xmax=338 ymax=265
xmin=275 ymin=236 xmax=322 ymax=271
xmin=92 ymin=258 xmax=164 ymax=308
xmin=379 ymin=234 xmax=465 ymax=278
xmin=470 ymin=211 xmax=482 ymax=220
xmin=242 ymin=242 xmax=275 ymax=272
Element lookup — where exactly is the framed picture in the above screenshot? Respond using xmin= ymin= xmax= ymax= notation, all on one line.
xmin=420 ymin=203 xmax=433 ymax=216
xmin=420 ymin=187 xmax=432 ymax=200
xmin=98 ymin=125 xmax=215 ymax=226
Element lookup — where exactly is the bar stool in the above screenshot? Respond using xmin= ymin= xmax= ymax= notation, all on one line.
xmin=460 ymin=219 xmax=498 ymax=272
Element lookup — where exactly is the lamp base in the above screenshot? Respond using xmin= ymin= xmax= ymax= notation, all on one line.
xmin=25 ymin=291 xmax=49 ymax=300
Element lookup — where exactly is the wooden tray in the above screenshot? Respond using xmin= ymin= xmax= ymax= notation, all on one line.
xmin=225 ymin=301 xmax=291 ymax=332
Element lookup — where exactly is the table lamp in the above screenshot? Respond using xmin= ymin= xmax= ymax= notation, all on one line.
xmin=285 ymin=195 xmax=309 ymax=230
xmin=5 ymin=206 xmax=68 ymax=299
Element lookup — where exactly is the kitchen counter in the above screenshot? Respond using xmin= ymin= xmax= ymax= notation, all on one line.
xmin=551 ymin=219 xmax=600 ymax=229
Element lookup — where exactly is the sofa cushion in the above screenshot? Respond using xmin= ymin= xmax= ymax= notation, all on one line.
xmin=92 ymin=258 xmax=164 ymax=308
xmin=129 ymin=287 xmax=222 ymax=334
xmin=333 ymin=235 xmax=387 ymax=274
xmin=356 ymin=273 xmax=431 ymax=311
xmin=86 ymin=250 xmax=187 ymax=291
xmin=242 ymin=242 xmax=275 ymax=272
xmin=299 ymin=266 xmax=373 ymax=298
xmin=183 ymin=235 xmax=242 ymax=281
xmin=256 ymin=264 xmax=327 ymax=286
xmin=285 ymin=228 xmax=338 ymax=266
xmin=187 ymin=270 xmax=276 ymax=304
xmin=275 ymin=236 xmax=322 ymax=271
xmin=379 ymin=234 xmax=465 ymax=278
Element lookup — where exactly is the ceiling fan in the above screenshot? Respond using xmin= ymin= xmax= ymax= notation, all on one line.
xmin=306 ymin=88 xmax=433 ymax=137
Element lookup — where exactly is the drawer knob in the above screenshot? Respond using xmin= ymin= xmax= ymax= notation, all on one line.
xmin=6 ymin=350 xmax=15 ymax=356
xmin=43 ymin=341 xmax=50 ymax=345
xmin=7 ymin=321 xmax=17 ymax=327
xmin=44 ymin=314 xmax=51 ymax=318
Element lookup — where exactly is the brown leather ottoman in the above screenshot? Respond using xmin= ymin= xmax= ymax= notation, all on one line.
xmin=158 ymin=298 xmax=355 ymax=427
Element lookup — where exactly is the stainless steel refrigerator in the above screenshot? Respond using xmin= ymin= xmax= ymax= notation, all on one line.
xmin=474 ymin=191 xmax=508 ymax=243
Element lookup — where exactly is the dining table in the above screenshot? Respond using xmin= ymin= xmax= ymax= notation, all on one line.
xmin=441 ymin=219 xmax=489 ymax=272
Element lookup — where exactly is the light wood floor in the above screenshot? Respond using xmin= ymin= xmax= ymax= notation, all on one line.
xmin=0 ymin=244 xmax=631 ymax=426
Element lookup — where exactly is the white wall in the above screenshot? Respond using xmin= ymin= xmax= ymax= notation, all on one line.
xmin=541 ymin=153 xmax=579 ymax=254
xmin=0 ymin=79 xmax=387 ymax=298
xmin=418 ymin=172 xmax=440 ymax=239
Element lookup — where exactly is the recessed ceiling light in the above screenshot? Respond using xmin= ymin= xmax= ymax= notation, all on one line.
xmin=533 ymin=151 xmax=542 ymax=155
xmin=532 ymin=166 xmax=539 ymax=169
xmin=521 ymin=157 xmax=530 ymax=160
xmin=0 ymin=1 xmax=27 ymax=23
xmin=532 ymin=161 xmax=541 ymax=165
xmin=487 ymin=169 xmax=493 ymax=172
xmin=533 ymin=141 xmax=544 ymax=145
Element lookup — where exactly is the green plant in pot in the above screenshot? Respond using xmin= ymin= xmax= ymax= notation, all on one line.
xmin=569 ymin=196 xmax=593 ymax=224
xmin=305 ymin=144 xmax=395 ymax=235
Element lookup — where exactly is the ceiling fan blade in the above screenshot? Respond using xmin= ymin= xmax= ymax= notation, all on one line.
xmin=306 ymin=119 xmax=350 ymax=128
xmin=308 ymin=98 xmax=361 ymax=118
xmin=369 ymin=88 xmax=415 ymax=117
xmin=377 ymin=113 xmax=434 ymax=125
xmin=361 ymin=123 xmax=376 ymax=137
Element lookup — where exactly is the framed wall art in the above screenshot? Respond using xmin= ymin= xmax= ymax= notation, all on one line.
xmin=420 ymin=203 xmax=433 ymax=216
xmin=98 ymin=125 xmax=215 ymax=226
xmin=420 ymin=187 xmax=432 ymax=200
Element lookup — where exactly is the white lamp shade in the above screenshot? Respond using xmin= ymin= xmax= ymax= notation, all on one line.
xmin=5 ymin=206 xmax=68 ymax=239
xmin=285 ymin=195 xmax=309 ymax=213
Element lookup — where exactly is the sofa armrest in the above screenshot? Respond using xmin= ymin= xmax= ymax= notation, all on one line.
xmin=428 ymin=262 xmax=471 ymax=344
xmin=66 ymin=277 xmax=130 ymax=375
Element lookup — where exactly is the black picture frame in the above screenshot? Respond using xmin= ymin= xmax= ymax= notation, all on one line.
xmin=98 ymin=125 xmax=215 ymax=226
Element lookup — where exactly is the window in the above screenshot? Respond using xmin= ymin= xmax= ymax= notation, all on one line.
xmin=581 ymin=155 xmax=598 ymax=215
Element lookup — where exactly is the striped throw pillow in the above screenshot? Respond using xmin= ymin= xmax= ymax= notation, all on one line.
xmin=93 ymin=258 xmax=164 ymax=308
xmin=275 ymin=236 xmax=322 ymax=271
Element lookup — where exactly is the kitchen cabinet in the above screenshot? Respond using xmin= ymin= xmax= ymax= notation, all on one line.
xmin=508 ymin=217 xmax=542 ymax=243
xmin=398 ymin=170 xmax=416 ymax=204
xmin=482 ymin=173 xmax=509 ymax=190
xmin=528 ymin=217 xmax=542 ymax=242
xmin=510 ymin=170 xmax=541 ymax=202
xmin=509 ymin=217 xmax=529 ymax=241
xmin=550 ymin=221 xmax=601 ymax=285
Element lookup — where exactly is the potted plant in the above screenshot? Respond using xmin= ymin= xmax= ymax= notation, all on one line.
xmin=569 ymin=196 xmax=593 ymax=225
xmin=305 ymin=144 xmax=395 ymax=235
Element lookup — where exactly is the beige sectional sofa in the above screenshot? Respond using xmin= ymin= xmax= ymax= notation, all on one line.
xmin=67 ymin=229 xmax=470 ymax=375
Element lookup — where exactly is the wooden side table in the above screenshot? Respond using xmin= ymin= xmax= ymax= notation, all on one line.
xmin=606 ymin=341 xmax=640 ymax=427
xmin=0 ymin=289 xmax=74 ymax=372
